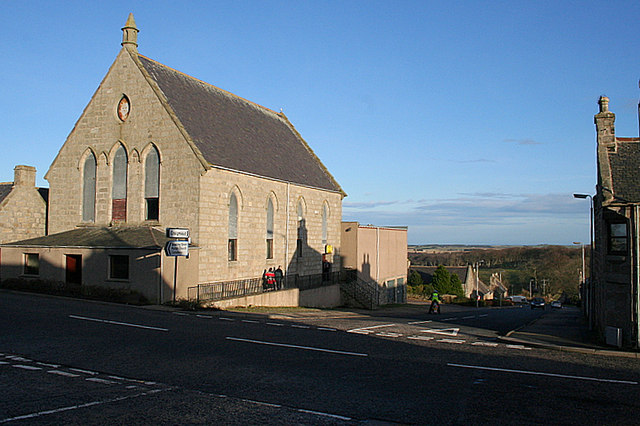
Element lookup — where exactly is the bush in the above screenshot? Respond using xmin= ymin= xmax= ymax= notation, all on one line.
xmin=1 ymin=278 xmax=149 ymax=305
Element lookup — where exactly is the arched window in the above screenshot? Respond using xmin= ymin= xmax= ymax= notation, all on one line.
xmin=296 ymin=200 xmax=305 ymax=258
xmin=144 ymin=147 xmax=160 ymax=221
xmin=228 ymin=193 xmax=238 ymax=261
xmin=82 ymin=153 xmax=96 ymax=222
xmin=112 ymin=144 xmax=128 ymax=222
xmin=266 ymin=198 xmax=274 ymax=259
xmin=322 ymin=203 xmax=328 ymax=246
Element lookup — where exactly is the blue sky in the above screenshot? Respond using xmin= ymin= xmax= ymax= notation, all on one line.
xmin=1 ymin=1 xmax=639 ymax=245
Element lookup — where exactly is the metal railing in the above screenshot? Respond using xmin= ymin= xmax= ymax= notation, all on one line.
xmin=188 ymin=271 xmax=342 ymax=303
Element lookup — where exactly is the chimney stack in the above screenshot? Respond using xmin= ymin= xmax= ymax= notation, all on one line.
xmin=13 ymin=165 xmax=36 ymax=187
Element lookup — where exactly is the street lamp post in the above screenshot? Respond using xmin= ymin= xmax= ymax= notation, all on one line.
xmin=573 ymin=241 xmax=585 ymax=291
xmin=574 ymin=193 xmax=594 ymax=329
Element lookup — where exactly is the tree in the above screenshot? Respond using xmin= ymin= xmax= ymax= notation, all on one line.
xmin=432 ymin=265 xmax=451 ymax=294
xmin=408 ymin=270 xmax=423 ymax=286
xmin=449 ymin=273 xmax=464 ymax=297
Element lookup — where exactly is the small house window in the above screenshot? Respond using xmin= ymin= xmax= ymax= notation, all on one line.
xmin=608 ymin=222 xmax=628 ymax=255
xmin=24 ymin=253 xmax=39 ymax=276
xmin=109 ymin=255 xmax=129 ymax=280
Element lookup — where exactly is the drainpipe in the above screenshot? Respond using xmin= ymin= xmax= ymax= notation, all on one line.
xmin=285 ymin=183 xmax=290 ymax=282
xmin=631 ymin=205 xmax=640 ymax=348
xmin=376 ymin=227 xmax=380 ymax=285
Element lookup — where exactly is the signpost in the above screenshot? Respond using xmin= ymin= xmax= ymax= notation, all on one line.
xmin=165 ymin=228 xmax=190 ymax=303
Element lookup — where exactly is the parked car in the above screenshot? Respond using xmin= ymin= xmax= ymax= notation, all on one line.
xmin=550 ymin=300 xmax=562 ymax=309
xmin=531 ymin=297 xmax=545 ymax=309
xmin=509 ymin=295 xmax=528 ymax=304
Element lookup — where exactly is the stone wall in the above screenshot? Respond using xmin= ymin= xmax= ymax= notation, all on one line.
xmin=0 ymin=166 xmax=47 ymax=244
xmin=46 ymin=49 xmax=202 ymax=236
xmin=197 ymin=167 xmax=343 ymax=284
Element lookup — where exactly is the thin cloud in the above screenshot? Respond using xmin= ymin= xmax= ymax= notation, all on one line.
xmin=504 ymin=138 xmax=543 ymax=145
xmin=448 ymin=158 xmax=497 ymax=164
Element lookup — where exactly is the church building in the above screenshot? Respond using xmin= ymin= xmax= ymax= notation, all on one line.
xmin=0 ymin=14 xmax=344 ymax=303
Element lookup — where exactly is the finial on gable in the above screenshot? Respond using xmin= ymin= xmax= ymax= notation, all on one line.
xmin=121 ymin=13 xmax=139 ymax=50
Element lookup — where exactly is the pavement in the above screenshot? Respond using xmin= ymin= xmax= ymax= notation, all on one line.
xmin=498 ymin=305 xmax=640 ymax=358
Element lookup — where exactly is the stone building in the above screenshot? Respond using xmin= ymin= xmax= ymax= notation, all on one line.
xmin=591 ymin=95 xmax=640 ymax=348
xmin=0 ymin=14 xmax=344 ymax=303
xmin=0 ymin=166 xmax=47 ymax=244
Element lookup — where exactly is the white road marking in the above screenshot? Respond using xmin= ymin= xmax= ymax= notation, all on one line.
xmin=47 ymin=370 xmax=80 ymax=378
xmin=438 ymin=339 xmax=466 ymax=344
xmin=291 ymin=325 xmax=310 ymax=329
xmin=347 ymin=323 xmax=396 ymax=334
xmin=69 ymin=315 xmax=168 ymax=332
xmin=172 ymin=312 xmax=188 ymax=316
xmin=441 ymin=317 xmax=456 ymax=321
xmin=297 ymin=408 xmax=352 ymax=421
xmin=407 ymin=335 xmax=434 ymax=341
xmin=462 ymin=316 xmax=475 ymax=319
xmin=421 ymin=328 xmax=460 ymax=336
xmin=472 ymin=342 xmax=499 ymax=347
xmin=86 ymin=377 xmax=118 ymax=385
xmin=376 ymin=332 xmax=402 ymax=338
xmin=407 ymin=320 xmax=432 ymax=325
xmin=36 ymin=362 xmax=60 ymax=368
xmin=197 ymin=315 xmax=212 ymax=319
xmin=242 ymin=320 xmax=259 ymax=324
xmin=0 ymin=388 xmax=170 ymax=423
xmin=317 ymin=327 xmax=337 ymax=332
xmin=226 ymin=337 xmax=368 ymax=357
xmin=266 ymin=322 xmax=284 ymax=327
xmin=447 ymin=363 xmax=639 ymax=385
xmin=69 ymin=368 xmax=99 ymax=375
xmin=13 ymin=365 xmax=41 ymax=371
xmin=220 ymin=317 xmax=234 ymax=321
xmin=479 ymin=314 xmax=488 ymax=317
xmin=506 ymin=344 xmax=532 ymax=350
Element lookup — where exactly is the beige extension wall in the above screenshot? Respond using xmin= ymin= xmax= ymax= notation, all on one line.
xmin=0 ymin=245 xmax=199 ymax=304
xmin=341 ymin=222 xmax=408 ymax=286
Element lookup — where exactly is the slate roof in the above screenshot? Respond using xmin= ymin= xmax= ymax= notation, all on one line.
xmin=0 ymin=183 xmax=11 ymax=204
xmin=607 ymin=138 xmax=640 ymax=202
xmin=0 ymin=227 xmax=174 ymax=249
xmin=0 ymin=183 xmax=48 ymax=206
xmin=137 ymin=55 xmax=343 ymax=194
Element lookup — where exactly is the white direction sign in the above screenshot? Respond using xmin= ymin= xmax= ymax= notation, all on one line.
xmin=166 ymin=228 xmax=189 ymax=239
xmin=165 ymin=240 xmax=189 ymax=257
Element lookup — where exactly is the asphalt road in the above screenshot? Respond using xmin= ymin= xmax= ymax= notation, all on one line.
xmin=2 ymin=292 xmax=639 ymax=425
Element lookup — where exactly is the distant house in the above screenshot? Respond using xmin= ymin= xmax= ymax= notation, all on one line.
xmin=591 ymin=95 xmax=640 ymax=348
xmin=0 ymin=165 xmax=47 ymax=245
xmin=410 ymin=265 xmax=506 ymax=300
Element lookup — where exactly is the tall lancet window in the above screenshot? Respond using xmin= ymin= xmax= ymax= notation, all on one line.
xmin=322 ymin=203 xmax=328 ymax=246
xmin=82 ymin=153 xmax=96 ymax=222
xmin=144 ymin=147 xmax=160 ymax=221
xmin=297 ymin=201 xmax=305 ymax=258
xmin=228 ymin=193 xmax=238 ymax=261
xmin=112 ymin=145 xmax=128 ymax=222
xmin=266 ymin=198 xmax=274 ymax=259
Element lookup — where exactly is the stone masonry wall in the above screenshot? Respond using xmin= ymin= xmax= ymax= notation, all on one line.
xmin=197 ymin=167 xmax=343 ymax=283
xmin=46 ymin=49 xmax=202 ymax=237
xmin=0 ymin=186 xmax=47 ymax=244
